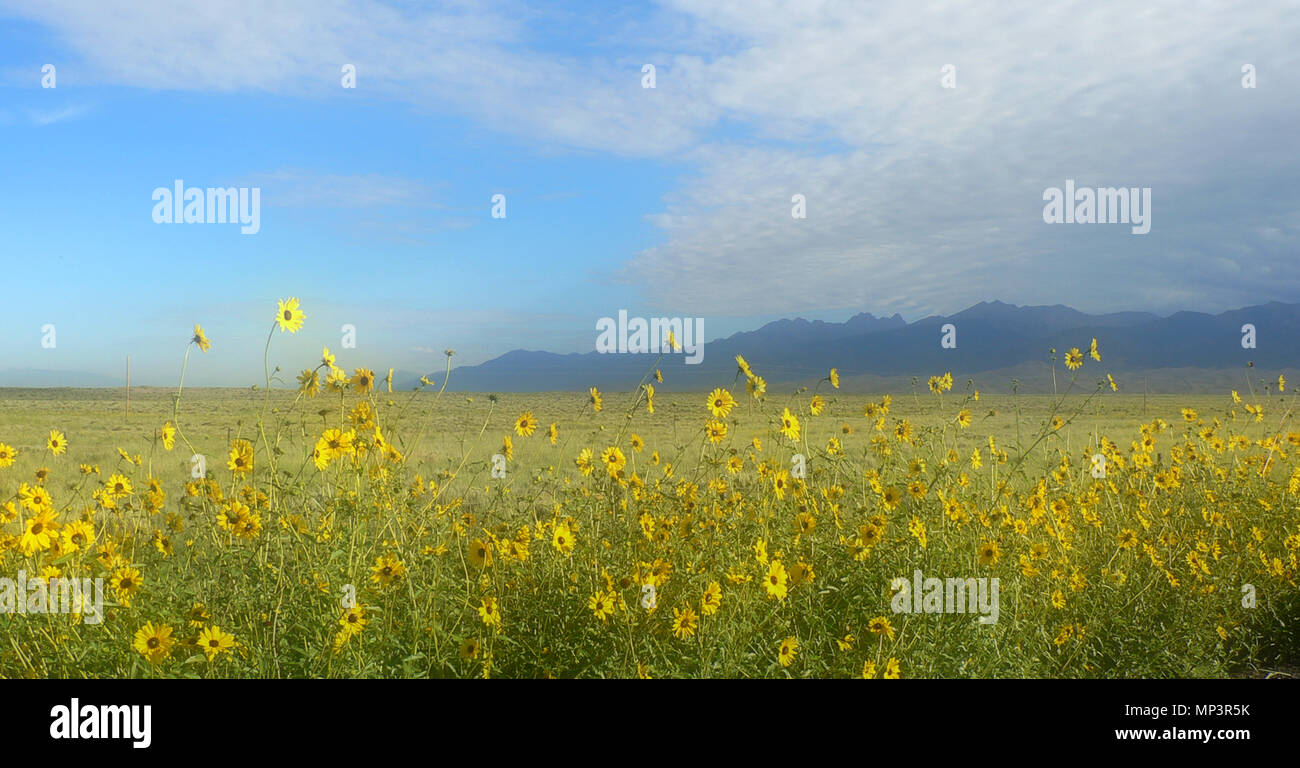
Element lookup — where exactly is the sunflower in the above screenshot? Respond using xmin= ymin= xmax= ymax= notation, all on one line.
xmin=459 ymin=637 xmax=481 ymax=660
xmin=829 ymin=368 xmax=840 ymax=388
xmin=883 ymin=658 xmax=901 ymax=679
xmin=779 ymin=408 xmax=801 ymax=441
xmin=370 ymin=553 xmax=408 ymax=586
xmin=326 ymin=366 xmax=349 ymax=391
xmin=588 ymin=386 xmax=603 ymax=412
xmin=0 ymin=442 xmax=17 ymax=468
xmin=881 ymin=486 xmax=902 ymax=510
xmin=671 ymin=605 xmax=698 ymax=640
xmin=468 ymin=538 xmax=492 ymax=568
xmin=198 ymin=625 xmax=236 ymax=660
xmin=601 ymin=446 xmax=626 ymax=478
xmin=275 ymin=297 xmax=305 ymax=333
xmin=867 ymin=615 xmax=896 ymax=641
xmin=552 ymin=521 xmax=575 ymax=555
xmin=515 ymin=411 xmax=538 ymax=437
xmin=160 ymin=421 xmax=177 ymax=450
xmin=908 ymin=517 xmax=928 ymax=548
xmin=61 ymin=519 xmax=95 ymax=552
xmin=21 ymin=483 xmax=53 ymax=512
xmin=778 ymin=636 xmax=799 ymax=667
xmin=977 ymin=540 xmax=1001 ymax=566
xmin=191 ymin=324 xmax=211 ymax=352
xmin=706 ymin=388 xmax=735 ymax=418
xmin=700 ymin=582 xmax=722 ymax=615
xmin=297 ymin=369 xmax=321 ymax=397
xmin=109 ymin=566 xmax=142 ymax=606
xmin=705 ymin=419 xmax=727 ymax=445
xmin=319 ymin=428 xmax=356 ymax=460
xmin=772 ymin=471 xmax=790 ymax=499
xmin=47 ymin=429 xmax=67 ymax=455
xmin=152 ymin=530 xmax=174 ymax=557
xmin=477 ymin=597 xmax=501 ymax=629
xmin=788 ymin=560 xmax=815 ymax=585
xmin=133 ymin=622 xmax=175 ymax=664
xmin=1064 ymin=347 xmax=1084 ymax=371
xmin=352 ymin=368 xmax=375 ymax=394
xmin=339 ymin=603 xmax=368 ymax=636
xmin=588 ymin=590 xmax=615 ymax=621
xmin=187 ymin=602 xmax=211 ymax=628
xmin=104 ymin=473 xmax=133 ymax=498
xmin=227 ymin=439 xmax=253 ymax=476
xmin=20 ymin=510 xmax=59 ymax=555
xmin=764 ymin=560 xmax=788 ymax=601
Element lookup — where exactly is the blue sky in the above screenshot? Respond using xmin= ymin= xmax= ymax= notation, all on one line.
xmin=1 ymin=1 xmax=1298 ymax=385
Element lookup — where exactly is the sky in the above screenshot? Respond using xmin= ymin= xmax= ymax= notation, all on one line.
xmin=1 ymin=0 xmax=1298 ymax=385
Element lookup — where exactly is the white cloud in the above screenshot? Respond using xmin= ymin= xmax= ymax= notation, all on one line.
xmin=6 ymin=0 xmax=1300 ymax=317
xmin=621 ymin=0 xmax=1300 ymax=316
xmin=26 ymin=102 xmax=92 ymax=125
xmin=241 ymin=169 xmax=439 ymax=209
xmin=0 ymin=0 xmax=712 ymax=153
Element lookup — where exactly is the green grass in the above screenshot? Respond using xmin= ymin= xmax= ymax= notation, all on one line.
xmin=1 ymin=380 xmax=1297 ymax=679
xmin=0 ymin=386 xmax=1228 ymax=485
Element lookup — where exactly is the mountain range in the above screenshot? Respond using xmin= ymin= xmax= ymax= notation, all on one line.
xmin=431 ymin=300 xmax=1299 ymax=393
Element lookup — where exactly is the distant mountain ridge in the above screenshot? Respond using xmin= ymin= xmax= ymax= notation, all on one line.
xmin=435 ymin=300 xmax=1299 ymax=392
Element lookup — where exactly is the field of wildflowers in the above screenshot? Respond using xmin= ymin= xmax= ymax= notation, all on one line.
xmin=1 ymin=298 xmax=1297 ymax=678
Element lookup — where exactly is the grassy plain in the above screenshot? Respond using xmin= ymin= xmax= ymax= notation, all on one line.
xmin=1 ymin=376 xmax=1297 ymax=678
